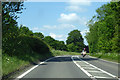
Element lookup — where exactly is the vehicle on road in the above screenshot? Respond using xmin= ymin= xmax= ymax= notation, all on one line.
xmin=81 ymin=48 xmax=86 ymax=57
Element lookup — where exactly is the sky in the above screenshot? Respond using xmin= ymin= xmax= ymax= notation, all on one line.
xmin=17 ymin=1 xmax=108 ymax=45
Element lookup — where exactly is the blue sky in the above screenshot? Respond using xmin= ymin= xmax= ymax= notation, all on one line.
xmin=17 ymin=1 xmax=108 ymax=45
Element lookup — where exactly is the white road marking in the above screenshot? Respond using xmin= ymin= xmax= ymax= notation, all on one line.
xmin=17 ymin=65 xmax=38 ymax=78
xmin=72 ymin=56 xmax=118 ymax=79
xmin=87 ymin=71 xmax=103 ymax=73
xmin=17 ymin=56 xmax=60 ymax=79
xmin=79 ymin=58 xmax=117 ymax=78
xmin=71 ymin=56 xmax=96 ymax=79
xmin=94 ymin=76 xmax=114 ymax=78
xmin=83 ymin=67 xmax=96 ymax=69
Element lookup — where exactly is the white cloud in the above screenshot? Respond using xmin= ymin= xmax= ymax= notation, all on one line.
xmin=80 ymin=29 xmax=89 ymax=45
xmin=81 ymin=29 xmax=89 ymax=35
xmin=65 ymin=6 xmax=87 ymax=12
xmin=50 ymin=33 xmax=63 ymax=39
xmin=43 ymin=24 xmax=76 ymax=30
xmin=49 ymin=33 xmax=67 ymax=41
xmin=58 ymin=13 xmax=79 ymax=23
xmin=58 ymin=13 xmax=87 ymax=25
xmin=49 ymin=33 xmax=57 ymax=39
xmin=43 ymin=25 xmax=57 ymax=29
xmin=65 ymin=0 xmax=91 ymax=12
xmin=68 ymin=0 xmax=91 ymax=6
xmin=32 ymin=27 xmax=39 ymax=31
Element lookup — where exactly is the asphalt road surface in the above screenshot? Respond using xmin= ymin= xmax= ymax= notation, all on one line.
xmin=17 ymin=55 xmax=119 ymax=80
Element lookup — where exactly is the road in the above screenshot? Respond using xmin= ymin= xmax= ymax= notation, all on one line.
xmin=17 ymin=55 xmax=119 ymax=80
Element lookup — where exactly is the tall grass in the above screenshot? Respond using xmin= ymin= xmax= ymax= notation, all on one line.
xmin=51 ymin=49 xmax=80 ymax=56
xmin=3 ymin=34 xmax=119 ymax=79
xmin=90 ymin=53 xmax=119 ymax=63
xmin=2 ymin=52 xmax=52 ymax=76
xmin=2 ymin=35 xmax=52 ymax=77
xmin=2 ymin=49 xmax=80 ymax=77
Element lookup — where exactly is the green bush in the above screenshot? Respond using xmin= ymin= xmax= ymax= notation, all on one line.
xmin=3 ymin=35 xmax=50 ymax=56
xmin=2 ymin=35 xmax=52 ymax=76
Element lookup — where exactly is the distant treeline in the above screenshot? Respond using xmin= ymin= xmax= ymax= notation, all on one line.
xmin=85 ymin=2 xmax=120 ymax=53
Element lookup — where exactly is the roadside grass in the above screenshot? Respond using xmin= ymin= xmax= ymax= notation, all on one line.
xmin=2 ymin=35 xmax=52 ymax=77
xmin=3 ymin=42 xmax=119 ymax=79
xmin=51 ymin=50 xmax=120 ymax=63
xmin=51 ymin=49 xmax=81 ymax=56
xmin=2 ymin=49 xmax=81 ymax=77
xmin=2 ymin=52 xmax=52 ymax=76
xmin=90 ymin=53 xmax=119 ymax=63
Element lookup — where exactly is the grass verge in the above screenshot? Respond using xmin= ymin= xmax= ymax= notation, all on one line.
xmin=2 ymin=52 xmax=52 ymax=77
xmin=51 ymin=49 xmax=81 ymax=56
xmin=2 ymin=35 xmax=53 ymax=79
xmin=3 ymin=47 xmax=119 ymax=79
xmin=2 ymin=49 xmax=80 ymax=78
xmin=90 ymin=53 xmax=119 ymax=63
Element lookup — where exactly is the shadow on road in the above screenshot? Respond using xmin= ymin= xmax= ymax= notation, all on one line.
xmin=80 ymin=57 xmax=98 ymax=61
xmin=46 ymin=56 xmax=99 ymax=63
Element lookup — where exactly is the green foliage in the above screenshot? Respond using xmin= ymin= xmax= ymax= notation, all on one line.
xmin=85 ymin=2 xmax=120 ymax=54
xmin=2 ymin=35 xmax=52 ymax=77
xmin=67 ymin=43 xmax=75 ymax=52
xmin=2 ymin=2 xmax=52 ymax=77
xmin=66 ymin=30 xmax=85 ymax=52
xmin=33 ymin=32 xmax=44 ymax=39
xmin=3 ymin=35 xmax=50 ymax=56
xmin=54 ymin=40 xmax=67 ymax=51
xmin=51 ymin=49 xmax=80 ymax=56
xmin=44 ymin=36 xmax=67 ymax=51
xmin=44 ymin=36 xmax=56 ymax=48
xmin=2 ymin=2 xmax=24 ymax=20
xmin=19 ymin=25 xmax=33 ymax=36
xmin=66 ymin=30 xmax=83 ymax=44
xmin=2 ymin=47 xmax=52 ymax=76
xmin=2 ymin=2 xmax=25 ymax=56
xmin=90 ymin=53 xmax=119 ymax=63
xmin=2 ymin=2 xmax=24 ymax=39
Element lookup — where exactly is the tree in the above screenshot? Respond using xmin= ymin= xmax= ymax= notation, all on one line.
xmin=85 ymin=2 xmax=120 ymax=53
xmin=55 ymin=40 xmax=67 ymax=51
xmin=2 ymin=2 xmax=24 ymax=37
xmin=67 ymin=43 xmax=75 ymax=52
xmin=66 ymin=30 xmax=85 ymax=52
xmin=33 ymin=32 xmax=44 ymax=40
xmin=44 ymin=36 xmax=56 ymax=49
xmin=2 ymin=2 xmax=24 ymax=55
xmin=19 ymin=25 xmax=33 ymax=36
xmin=44 ymin=36 xmax=67 ymax=51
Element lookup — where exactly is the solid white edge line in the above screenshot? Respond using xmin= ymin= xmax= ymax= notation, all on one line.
xmin=17 ymin=56 xmax=60 ymax=79
xmin=17 ymin=65 xmax=38 ymax=78
xmin=78 ymin=57 xmax=118 ymax=78
xmin=71 ymin=56 xmax=95 ymax=79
